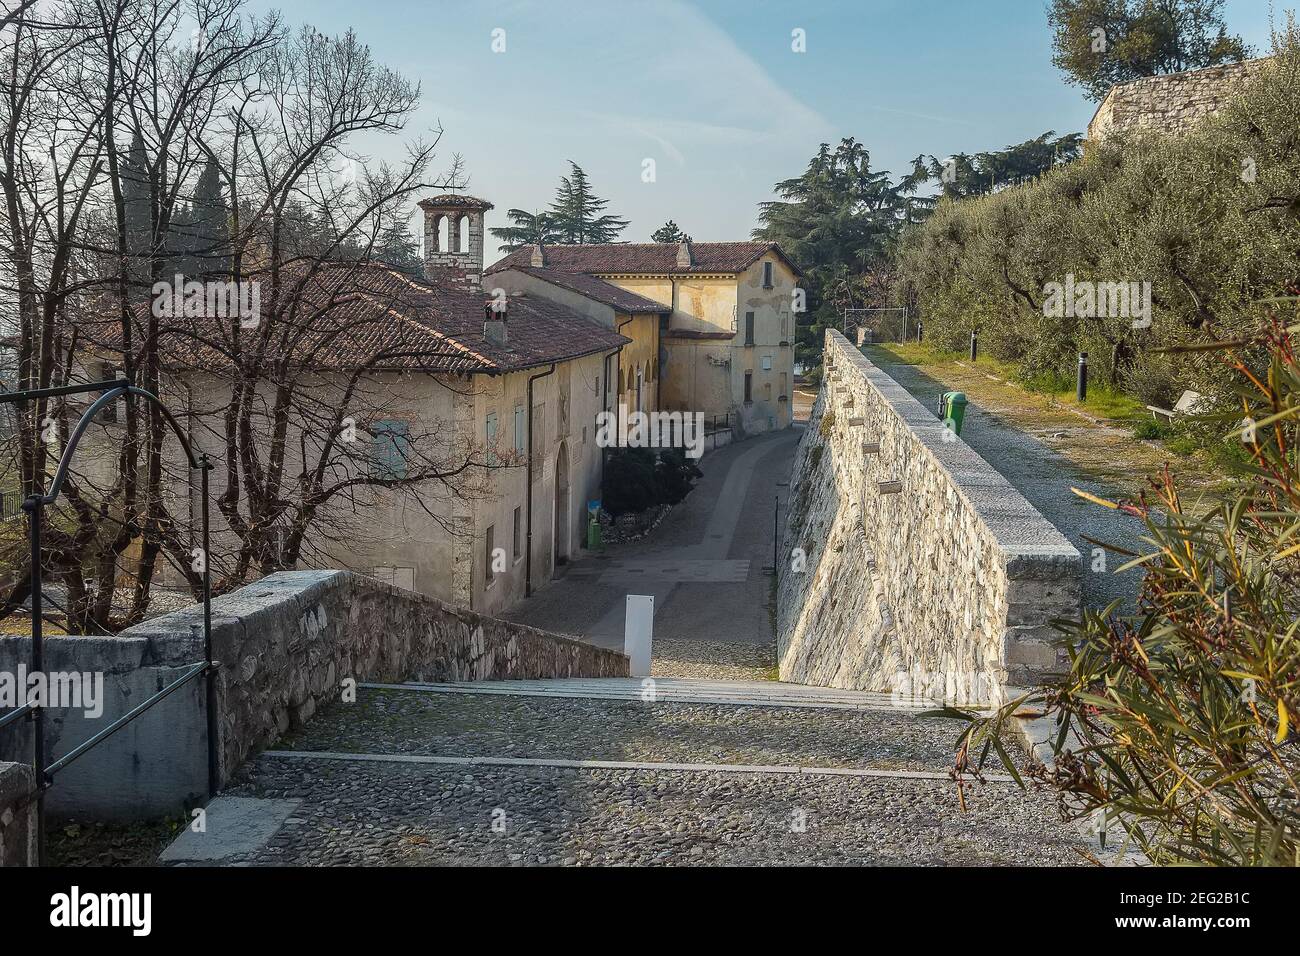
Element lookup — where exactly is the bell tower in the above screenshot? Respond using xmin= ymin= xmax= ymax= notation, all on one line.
xmin=418 ymin=194 xmax=494 ymax=291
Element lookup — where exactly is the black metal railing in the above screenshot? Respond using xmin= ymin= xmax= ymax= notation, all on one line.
xmin=0 ymin=377 xmax=218 ymax=866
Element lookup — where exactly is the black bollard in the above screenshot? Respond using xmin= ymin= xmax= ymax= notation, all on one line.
xmin=1077 ymin=352 xmax=1088 ymax=403
xmin=969 ymin=329 xmax=978 ymax=362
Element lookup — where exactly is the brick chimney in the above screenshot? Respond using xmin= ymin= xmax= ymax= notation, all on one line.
xmin=676 ymin=238 xmax=693 ymax=268
xmin=419 ymin=194 xmax=495 ymax=291
xmin=483 ymin=298 xmax=508 ymax=348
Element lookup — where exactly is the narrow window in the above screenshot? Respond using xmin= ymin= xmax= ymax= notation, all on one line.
xmin=485 ymin=411 xmax=498 ymax=466
xmin=514 ymin=404 xmax=526 ymax=455
xmin=513 ymin=507 xmax=522 ymax=560
xmin=744 ymin=311 xmax=755 ymax=346
xmin=371 ymin=420 xmax=410 ymax=479
xmin=485 ymin=525 xmax=496 ymax=586
xmin=744 ymin=371 xmax=753 ymax=404
xmin=762 ymin=261 xmax=773 ymax=288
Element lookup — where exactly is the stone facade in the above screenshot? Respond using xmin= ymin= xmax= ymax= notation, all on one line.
xmin=0 ymin=570 xmax=627 ymax=819
xmin=777 ymin=331 xmax=1081 ymax=706
xmin=0 ymin=761 xmax=35 ymax=867
xmin=1088 ymin=58 xmax=1272 ymax=142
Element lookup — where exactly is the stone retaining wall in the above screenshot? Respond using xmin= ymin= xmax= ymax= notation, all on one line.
xmin=0 ymin=761 xmax=35 ymax=866
xmin=1088 ymin=58 xmax=1272 ymax=142
xmin=0 ymin=570 xmax=627 ymax=820
xmin=777 ymin=331 xmax=1081 ymax=705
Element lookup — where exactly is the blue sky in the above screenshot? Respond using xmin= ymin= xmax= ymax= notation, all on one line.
xmin=249 ymin=0 xmax=1289 ymax=247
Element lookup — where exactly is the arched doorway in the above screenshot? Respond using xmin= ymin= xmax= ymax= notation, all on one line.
xmin=553 ymin=441 xmax=571 ymax=566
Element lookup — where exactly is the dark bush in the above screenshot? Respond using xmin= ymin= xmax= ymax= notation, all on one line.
xmin=601 ymin=447 xmax=702 ymax=516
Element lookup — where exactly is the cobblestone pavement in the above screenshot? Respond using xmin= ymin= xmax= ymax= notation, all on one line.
xmin=652 ymin=639 xmax=775 ymax=680
xmin=277 ymin=689 xmax=987 ymax=772
xmin=223 ymin=757 xmax=1085 ymax=867
xmin=208 ymin=686 xmax=1090 ymax=867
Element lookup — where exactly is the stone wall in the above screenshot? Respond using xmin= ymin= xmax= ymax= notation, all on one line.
xmin=0 ymin=761 xmax=35 ymax=867
xmin=1088 ymin=58 xmax=1272 ymax=142
xmin=0 ymin=570 xmax=627 ymax=820
xmin=777 ymin=331 xmax=1081 ymax=706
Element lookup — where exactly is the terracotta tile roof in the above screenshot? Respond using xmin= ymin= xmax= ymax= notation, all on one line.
xmin=498 ymin=267 xmax=670 ymax=314
xmin=78 ymin=262 xmax=628 ymax=376
xmin=486 ymin=241 xmax=802 ymax=278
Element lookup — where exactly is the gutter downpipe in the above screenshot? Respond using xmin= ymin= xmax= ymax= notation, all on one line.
xmin=525 ymin=363 xmax=556 ymax=597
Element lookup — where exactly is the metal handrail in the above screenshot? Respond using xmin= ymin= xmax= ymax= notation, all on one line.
xmin=0 ymin=377 xmax=217 ymax=866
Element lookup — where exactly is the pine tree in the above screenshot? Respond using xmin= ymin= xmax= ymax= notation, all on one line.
xmin=172 ymin=158 xmax=229 ymax=279
xmin=546 ymin=162 xmax=628 ymax=244
xmin=489 ymin=208 xmax=557 ymax=253
xmin=651 ymin=220 xmax=688 ymax=243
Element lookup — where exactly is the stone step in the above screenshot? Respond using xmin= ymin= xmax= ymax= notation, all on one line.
xmin=361 ymin=677 xmax=963 ymax=713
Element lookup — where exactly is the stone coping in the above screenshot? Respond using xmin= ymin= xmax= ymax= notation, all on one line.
xmin=826 ymin=330 xmax=1079 ymax=567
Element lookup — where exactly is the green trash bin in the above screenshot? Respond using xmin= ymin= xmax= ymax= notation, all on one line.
xmin=939 ymin=391 xmax=968 ymax=437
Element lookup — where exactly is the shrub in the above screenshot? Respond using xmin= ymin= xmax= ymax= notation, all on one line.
xmin=600 ymin=447 xmax=702 ymax=516
xmin=952 ymin=313 xmax=1300 ymax=866
xmin=893 ymin=24 xmax=1300 ymax=413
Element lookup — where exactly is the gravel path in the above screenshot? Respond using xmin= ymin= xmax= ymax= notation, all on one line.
xmin=224 ymin=757 xmax=1087 ymax=866
xmin=276 ymin=688 xmax=987 ymax=773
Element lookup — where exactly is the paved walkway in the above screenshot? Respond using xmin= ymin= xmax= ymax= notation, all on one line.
xmin=502 ymin=429 xmax=801 ymax=649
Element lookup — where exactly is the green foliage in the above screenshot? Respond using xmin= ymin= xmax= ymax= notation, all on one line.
xmin=490 ymin=162 xmax=628 ymax=251
xmin=894 ymin=28 xmax=1300 ymax=415
xmin=600 ymin=447 xmax=701 ymax=516
xmin=912 ymin=131 xmax=1084 ymax=200
xmin=651 ymin=220 xmax=689 ymax=243
xmin=817 ymin=410 xmax=836 ymax=438
xmin=1049 ymin=0 xmax=1252 ymax=101
xmin=954 ymin=317 xmax=1300 ymax=866
xmin=488 ymin=208 xmax=557 ymax=253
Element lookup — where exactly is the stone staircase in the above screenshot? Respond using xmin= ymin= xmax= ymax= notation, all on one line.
xmin=160 ymin=677 xmax=1094 ymax=866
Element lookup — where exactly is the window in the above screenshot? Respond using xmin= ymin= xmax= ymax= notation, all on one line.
xmin=485 ymin=525 xmax=496 ymax=587
xmin=744 ymin=371 xmax=753 ymax=404
xmin=764 ymin=381 xmax=772 ymax=401
xmin=780 ymin=372 xmax=788 ymax=400
xmin=744 ymin=311 xmax=755 ymax=346
xmin=512 ymin=507 xmax=522 ymax=560
xmin=762 ymin=355 xmax=772 ymax=371
xmin=762 ymin=261 xmax=773 ymax=288
xmin=530 ymin=403 xmax=545 ymax=459
xmin=779 ymin=310 xmax=790 ymax=341
xmin=485 ymin=411 xmax=498 ymax=465
xmin=371 ymin=420 xmax=410 ymax=479
xmin=514 ymin=404 xmax=526 ymax=455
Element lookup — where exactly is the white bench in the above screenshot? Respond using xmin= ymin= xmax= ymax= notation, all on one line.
xmin=1147 ymin=390 xmax=1207 ymax=422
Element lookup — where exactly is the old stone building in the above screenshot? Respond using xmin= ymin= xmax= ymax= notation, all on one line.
xmin=75 ymin=194 xmax=632 ymax=617
xmin=1087 ymin=57 xmax=1273 ymax=142
xmin=487 ymin=240 xmax=802 ymax=436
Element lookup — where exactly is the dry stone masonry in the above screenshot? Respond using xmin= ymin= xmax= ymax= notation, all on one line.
xmin=1087 ymin=58 xmax=1272 ymax=142
xmin=0 ymin=570 xmax=627 ymax=820
xmin=777 ymin=331 xmax=1081 ymax=706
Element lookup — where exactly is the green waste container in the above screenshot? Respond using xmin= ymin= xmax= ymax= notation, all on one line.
xmin=939 ymin=391 xmax=968 ymax=437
